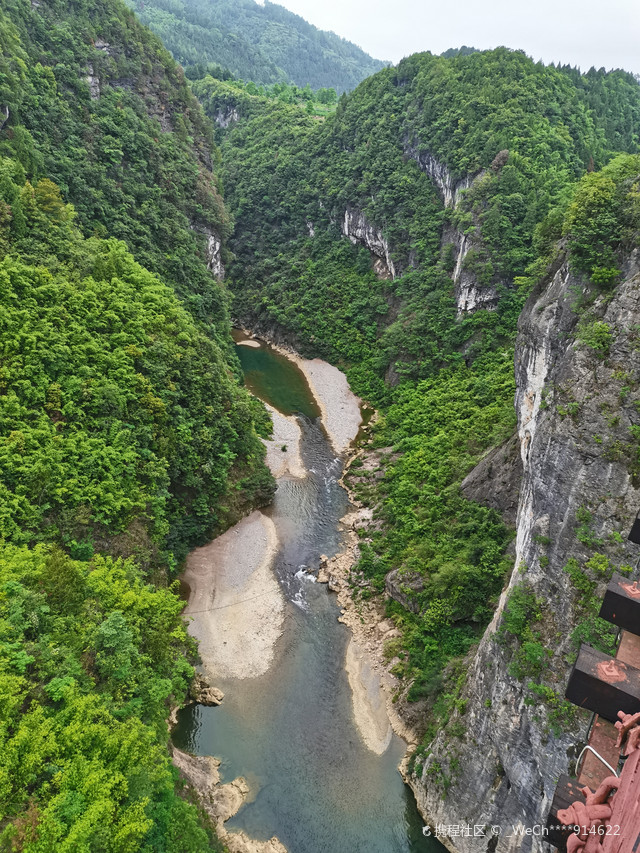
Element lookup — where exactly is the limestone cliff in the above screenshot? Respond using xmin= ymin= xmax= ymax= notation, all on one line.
xmin=191 ymin=222 xmax=225 ymax=280
xmin=214 ymin=106 xmax=240 ymax=129
xmin=411 ymin=248 xmax=640 ymax=850
xmin=341 ymin=206 xmax=396 ymax=279
xmin=404 ymin=143 xmax=478 ymax=210
xmin=441 ymin=222 xmax=501 ymax=316
xmin=404 ymin=142 xmax=501 ymax=315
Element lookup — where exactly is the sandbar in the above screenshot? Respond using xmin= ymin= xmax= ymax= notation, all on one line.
xmin=183 ymin=511 xmax=284 ymax=680
xmin=262 ymin=403 xmax=305 ymax=479
xmin=345 ymin=638 xmax=393 ymax=755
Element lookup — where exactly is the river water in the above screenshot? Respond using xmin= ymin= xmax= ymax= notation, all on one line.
xmin=173 ymin=339 xmax=442 ymax=853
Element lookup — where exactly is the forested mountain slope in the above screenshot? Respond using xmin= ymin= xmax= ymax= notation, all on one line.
xmin=0 ymin=1 xmax=273 ymax=848
xmin=197 ymin=47 xmax=640 ymax=750
xmin=124 ymin=0 xmax=385 ymax=91
xmin=0 ymin=156 xmax=274 ymax=853
xmin=202 ymin=49 xmax=640 ymax=390
xmin=0 ymin=0 xmax=231 ymax=321
xmin=0 ymin=0 xmax=275 ymax=557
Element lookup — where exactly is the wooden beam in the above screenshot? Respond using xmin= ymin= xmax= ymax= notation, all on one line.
xmin=565 ymin=645 xmax=640 ymax=723
xmin=547 ymin=775 xmax=585 ymax=849
xmin=599 ymin=573 xmax=640 ymax=636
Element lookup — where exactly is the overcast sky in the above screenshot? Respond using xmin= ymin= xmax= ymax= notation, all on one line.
xmin=267 ymin=0 xmax=640 ymax=77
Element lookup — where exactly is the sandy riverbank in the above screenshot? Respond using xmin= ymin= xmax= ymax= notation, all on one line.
xmin=234 ymin=329 xmax=362 ymax=456
xmin=238 ymin=332 xmax=403 ymax=758
xmin=317 ymin=505 xmax=422 ymax=763
xmin=294 ymin=358 xmax=362 ymax=455
xmin=181 ymin=332 xmax=408 ymax=830
xmin=182 ymin=511 xmax=284 ymax=680
xmin=345 ymin=637 xmax=393 ymax=755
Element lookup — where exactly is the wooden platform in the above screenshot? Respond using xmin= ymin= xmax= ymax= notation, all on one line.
xmin=547 ymin=558 xmax=640 ymax=850
xmin=579 ymin=716 xmax=621 ymax=787
xmin=602 ymin=748 xmax=640 ymax=853
xmin=617 ymin=632 xmax=640 ymax=669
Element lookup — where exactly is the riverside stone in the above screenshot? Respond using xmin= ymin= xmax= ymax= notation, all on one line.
xmin=190 ymin=673 xmax=224 ymax=706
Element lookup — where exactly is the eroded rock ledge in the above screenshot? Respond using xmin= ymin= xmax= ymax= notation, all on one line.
xmin=172 ymin=747 xmax=286 ymax=853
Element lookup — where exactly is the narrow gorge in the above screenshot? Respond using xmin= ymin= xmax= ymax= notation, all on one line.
xmin=2 ymin=2 xmax=640 ymax=850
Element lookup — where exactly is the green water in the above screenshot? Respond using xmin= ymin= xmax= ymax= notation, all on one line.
xmin=235 ymin=338 xmax=321 ymax=419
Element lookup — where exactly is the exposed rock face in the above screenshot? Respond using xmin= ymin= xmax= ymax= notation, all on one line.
xmin=441 ymin=222 xmax=500 ymax=316
xmin=412 ymin=249 xmax=640 ymax=851
xmin=85 ymin=64 xmax=100 ymax=100
xmin=342 ymin=206 xmax=396 ymax=279
xmin=172 ymin=747 xmax=287 ymax=853
xmin=94 ymin=38 xmax=112 ymax=54
xmin=405 ymin=143 xmax=500 ymax=315
xmin=461 ymin=432 xmax=523 ymax=527
xmin=404 ymin=143 xmax=478 ymax=209
xmin=385 ymin=568 xmax=424 ymax=614
xmin=191 ymin=223 xmax=225 ymax=280
xmin=189 ymin=673 xmax=224 ymax=706
xmin=215 ymin=106 xmax=240 ymax=129
xmin=206 ymin=231 xmax=225 ymax=279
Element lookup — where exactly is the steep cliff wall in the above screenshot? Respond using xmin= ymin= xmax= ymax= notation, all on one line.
xmin=404 ymin=143 xmax=500 ymax=315
xmin=412 ymin=249 xmax=640 ymax=850
xmin=341 ymin=206 xmax=397 ymax=279
xmin=191 ymin=223 xmax=225 ymax=280
xmin=441 ymin=222 xmax=501 ymax=315
xmin=404 ymin=143 xmax=477 ymax=210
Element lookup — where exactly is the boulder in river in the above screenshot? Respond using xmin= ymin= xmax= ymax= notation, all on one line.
xmin=190 ymin=673 xmax=224 ymax=706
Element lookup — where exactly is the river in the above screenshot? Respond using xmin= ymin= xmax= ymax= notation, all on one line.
xmin=173 ymin=335 xmax=443 ymax=853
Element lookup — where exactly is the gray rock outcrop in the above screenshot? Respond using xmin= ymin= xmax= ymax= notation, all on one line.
xmin=461 ymin=432 xmax=523 ymax=527
xmin=85 ymin=64 xmax=100 ymax=100
xmin=191 ymin=223 xmax=225 ymax=280
xmin=441 ymin=222 xmax=500 ymax=316
xmin=189 ymin=673 xmax=224 ymax=706
xmin=405 ymin=143 xmax=501 ymax=315
xmin=215 ymin=106 xmax=239 ymax=129
xmin=172 ymin=747 xmax=287 ymax=852
xmin=411 ymin=249 xmax=640 ymax=851
xmin=385 ymin=568 xmax=424 ymax=614
xmin=404 ymin=143 xmax=479 ymax=209
xmin=342 ymin=206 xmax=396 ymax=279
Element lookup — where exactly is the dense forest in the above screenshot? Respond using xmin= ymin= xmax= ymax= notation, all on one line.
xmin=0 ymin=0 xmax=273 ymax=848
xmin=0 ymin=0 xmax=235 ymax=322
xmin=123 ymin=0 xmax=385 ymax=92
xmin=197 ymin=48 xmax=640 ymax=717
